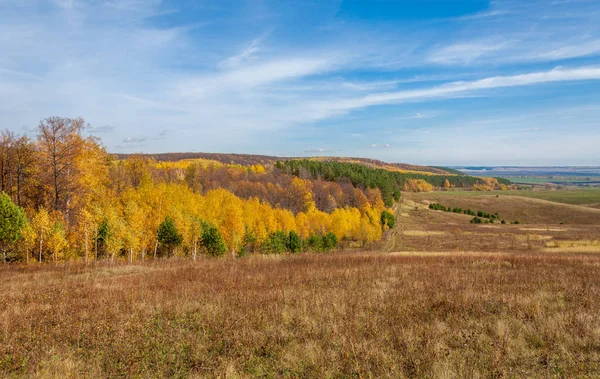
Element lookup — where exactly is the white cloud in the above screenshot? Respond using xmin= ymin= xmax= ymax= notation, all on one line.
xmin=218 ymin=38 xmax=263 ymax=70
xmin=178 ymin=56 xmax=339 ymax=97
xmin=123 ymin=136 xmax=147 ymax=143
xmin=1 ymin=0 xmax=600 ymax=164
xmin=530 ymin=39 xmax=600 ymax=61
xmin=307 ymin=66 xmax=600 ymax=117
xmin=429 ymin=40 xmax=513 ymax=65
xmin=395 ymin=112 xmax=436 ymax=120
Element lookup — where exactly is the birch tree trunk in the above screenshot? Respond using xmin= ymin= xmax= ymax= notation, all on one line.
xmin=85 ymin=225 xmax=89 ymax=265
xmin=39 ymin=231 xmax=43 ymax=263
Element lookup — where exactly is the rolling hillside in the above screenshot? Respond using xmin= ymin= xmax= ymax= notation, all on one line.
xmin=115 ymin=152 xmax=457 ymax=176
xmin=406 ymin=192 xmax=600 ymax=225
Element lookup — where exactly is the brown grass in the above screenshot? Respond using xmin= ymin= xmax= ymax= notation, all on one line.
xmin=2 ymin=252 xmax=600 ymax=378
xmin=406 ymin=192 xmax=600 ymax=225
xmin=389 ymin=193 xmax=600 ymax=254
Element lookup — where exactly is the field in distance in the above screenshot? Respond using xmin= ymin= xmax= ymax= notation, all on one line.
xmin=456 ymin=166 xmax=600 ymax=186
xmin=436 ymin=187 xmax=600 ymax=209
xmin=389 ymin=190 xmax=600 ymax=254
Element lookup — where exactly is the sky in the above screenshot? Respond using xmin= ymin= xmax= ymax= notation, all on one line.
xmin=1 ymin=0 xmax=600 ymax=165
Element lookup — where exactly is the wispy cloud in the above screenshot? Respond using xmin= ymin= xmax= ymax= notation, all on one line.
xmin=1 ymin=0 xmax=600 ymax=164
xmin=395 ymin=112 xmax=437 ymax=120
xmin=529 ymin=39 xmax=600 ymax=61
xmin=429 ymin=40 xmax=514 ymax=65
xmin=306 ymin=66 xmax=600 ymax=118
xmin=304 ymin=147 xmax=335 ymax=153
xmin=88 ymin=125 xmax=115 ymax=134
xmin=122 ymin=136 xmax=147 ymax=143
xmin=218 ymin=37 xmax=264 ymax=70
xmin=456 ymin=9 xmax=512 ymax=20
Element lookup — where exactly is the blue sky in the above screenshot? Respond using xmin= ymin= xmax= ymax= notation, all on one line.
xmin=1 ymin=0 xmax=600 ymax=165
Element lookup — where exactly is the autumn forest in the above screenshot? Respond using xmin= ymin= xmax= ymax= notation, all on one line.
xmin=0 ymin=117 xmax=502 ymax=264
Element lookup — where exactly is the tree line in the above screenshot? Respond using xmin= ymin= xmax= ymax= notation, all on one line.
xmin=0 ymin=118 xmax=396 ymax=263
xmin=276 ymin=159 xmax=504 ymax=206
xmin=428 ymin=203 xmax=520 ymax=225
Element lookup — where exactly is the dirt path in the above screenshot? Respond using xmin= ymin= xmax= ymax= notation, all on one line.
xmin=382 ymin=200 xmax=404 ymax=253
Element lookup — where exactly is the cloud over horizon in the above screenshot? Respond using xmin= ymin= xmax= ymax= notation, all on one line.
xmin=1 ymin=0 xmax=599 ymax=165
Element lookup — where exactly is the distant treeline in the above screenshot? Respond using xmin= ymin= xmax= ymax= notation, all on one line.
xmin=430 ymin=166 xmax=466 ymax=176
xmin=429 ymin=203 xmax=520 ymax=225
xmin=429 ymin=203 xmax=499 ymax=219
xmin=116 ymin=152 xmax=278 ymax=167
xmin=494 ymin=177 xmax=512 ymax=186
xmin=117 ymin=153 xmax=454 ymax=175
xmin=277 ymin=159 xmax=493 ymax=206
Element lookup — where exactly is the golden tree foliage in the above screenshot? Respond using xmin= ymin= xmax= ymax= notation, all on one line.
xmin=403 ymin=179 xmax=435 ymax=192
xmin=62 ymin=180 xmax=384 ymax=262
xmin=473 ymin=178 xmax=501 ymax=191
xmin=2 ymin=118 xmax=392 ymax=262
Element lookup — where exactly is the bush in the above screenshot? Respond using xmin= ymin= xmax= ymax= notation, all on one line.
xmin=238 ymin=228 xmax=257 ymax=257
xmin=322 ymin=232 xmax=338 ymax=252
xmin=288 ymin=231 xmax=302 ymax=253
xmin=305 ymin=235 xmax=323 ymax=251
xmin=380 ymin=210 xmax=395 ymax=229
xmin=429 ymin=203 xmax=447 ymax=211
xmin=262 ymin=231 xmax=289 ymax=254
xmin=304 ymin=233 xmax=338 ymax=252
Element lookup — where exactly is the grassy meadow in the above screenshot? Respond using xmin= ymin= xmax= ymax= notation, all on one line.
xmin=1 ymin=189 xmax=599 ymax=378
xmin=2 ymin=252 xmax=600 ymax=378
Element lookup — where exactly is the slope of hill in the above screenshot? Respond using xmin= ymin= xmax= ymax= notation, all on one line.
xmin=406 ymin=192 xmax=600 ymax=225
xmin=115 ymin=152 xmax=456 ymax=176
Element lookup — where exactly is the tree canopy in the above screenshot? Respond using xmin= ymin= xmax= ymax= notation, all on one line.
xmin=0 ymin=192 xmax=27 ymax=262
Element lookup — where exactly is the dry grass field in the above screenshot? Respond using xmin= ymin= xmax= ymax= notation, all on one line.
xmin=2 ymin=252 xmax=600 ymax=378
xmin=405 ymin=192 xmax=600 ymax=225
xmin=1 ymin=191 xmax=599 ymax=378
xmin=390 ymin=193 xmax=600 ymax=255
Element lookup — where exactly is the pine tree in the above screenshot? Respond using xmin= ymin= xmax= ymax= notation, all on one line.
xmin=288 ymin=231 xmax=302 ymax=253
xmin=157 ymin=216 xmax=183 ymax=257
xmin=200 ymin=223 xmax=227 ymax=257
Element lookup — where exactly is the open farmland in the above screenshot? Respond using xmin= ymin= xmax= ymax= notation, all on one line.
xmin=404 ymin=191 xmax=600 ymax=225
xmin=436 ymin=188 xmax=600 ymax=207
xmin=389 ymin=192 xmax=600 ymax=254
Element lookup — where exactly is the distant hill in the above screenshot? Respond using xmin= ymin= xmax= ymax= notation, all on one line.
xmin=115 ymin=152 xmax=456 ymax=175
